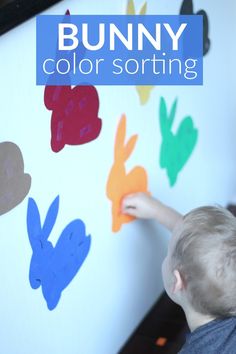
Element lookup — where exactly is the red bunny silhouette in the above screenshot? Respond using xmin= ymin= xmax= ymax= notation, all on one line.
xmin=43 ymin=9 xmax=101 ymax=152
xmin=44 ymin=85 xmax=102 ymax=152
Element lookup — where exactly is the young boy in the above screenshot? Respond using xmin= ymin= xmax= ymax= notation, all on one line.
xmin=122 ymin=193 xmax=236 ymax=353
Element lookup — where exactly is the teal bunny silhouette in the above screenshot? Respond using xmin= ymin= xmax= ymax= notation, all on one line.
xmin=159 ymin=97 xmax=198 ymax=186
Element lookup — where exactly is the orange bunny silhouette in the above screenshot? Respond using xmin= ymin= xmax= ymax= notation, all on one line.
xmin=106 ymin=114 xmax=149 ymax=232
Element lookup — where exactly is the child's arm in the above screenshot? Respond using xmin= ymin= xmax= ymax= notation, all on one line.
xmin=122 ymin=193 xmax=182 ymax=232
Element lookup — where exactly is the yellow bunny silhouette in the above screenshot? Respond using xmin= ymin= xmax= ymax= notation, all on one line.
xmin=126 ymin=0 xmax=155 ymax=105
xmin=126 ymin=0 xmax=147 ymax=15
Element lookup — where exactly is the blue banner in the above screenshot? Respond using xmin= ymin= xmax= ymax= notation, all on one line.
xmin=36 ymin=15 xmax=203 ymax=86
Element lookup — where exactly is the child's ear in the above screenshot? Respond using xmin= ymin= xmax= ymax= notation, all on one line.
xmin=172 ymin=269 xmax=184 ymax=293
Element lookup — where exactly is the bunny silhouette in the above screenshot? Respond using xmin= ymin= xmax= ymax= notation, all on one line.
xmin=180 ymin=0 xmax=210 ymax=56
xmin=0 ymin=141 xmax=31 ymax=215
xmin=27 ymin=195 xmax=91 ymax=310
xmin=106 ymin=114 xmax=149 ymax=232
xmin=44 ymin=84 xmax=102 ymax=153
xmin=126 ymin=0 xmax=154 ymax=105
xmin=159 ymin=97 xmax=198 ymax=186
xmin=43 ymin=10 xmax=101 ymax=153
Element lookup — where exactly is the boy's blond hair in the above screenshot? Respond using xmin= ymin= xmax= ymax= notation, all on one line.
xmin=171 ymin=206 xmax=236 ymax=318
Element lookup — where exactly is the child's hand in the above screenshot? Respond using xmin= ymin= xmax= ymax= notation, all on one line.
xmin=122 ymin=193 xmax=182 ymax=231
xmin=122 ymin=193 xmax=158 ymax=219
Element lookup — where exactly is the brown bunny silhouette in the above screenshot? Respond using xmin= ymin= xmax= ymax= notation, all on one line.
xmin=0 ymin=142 xmax=31 ymax=215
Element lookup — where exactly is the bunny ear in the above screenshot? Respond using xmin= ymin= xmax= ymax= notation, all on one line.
xmin=114 ymin=114 xmax=127 ymax=160
xmin=127 ymin=0 xmax=135 ymax=15
xmin=159 ymin=97 xmax=177 ymax=136
xmin=169 ymin=98 xmax=178 ymax=126
xmin=139 ymin=1 xmax=147 ymax=15
xmin=44 ymin=86 xmax=70 ymax=110
xmin=198 ymin=10 xmax=209 ymax=36
xmin=159 ymin=97 xmax=168 ymax=136
xmin=41 ymin=195 xmax=59 ymax=241
xmin=200 ymin=10 xmax=209 ymax=36
xmin=124 ymin=134 xmax=138 ymax=162
xmin=27 ymin=198 xmax=42 ymax=246
xmin=180 ymin=0 xmax=193 ymax=14
xmin=197 ymin=9 xmax=210 ymax=55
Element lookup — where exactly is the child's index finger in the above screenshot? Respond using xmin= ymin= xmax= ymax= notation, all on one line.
xmin=121 ymin=195 xmax=137 ymax=213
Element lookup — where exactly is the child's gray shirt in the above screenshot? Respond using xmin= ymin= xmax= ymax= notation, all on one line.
xmin=179 ymin=317 xmax=236 ymax=354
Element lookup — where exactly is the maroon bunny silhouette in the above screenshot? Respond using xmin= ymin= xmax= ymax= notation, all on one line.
xmin=44 ymin=85 xmax=102 ymax=152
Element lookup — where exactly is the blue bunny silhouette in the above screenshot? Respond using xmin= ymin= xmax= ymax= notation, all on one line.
xmin=27 ymin=196 xmax=91 ymax=310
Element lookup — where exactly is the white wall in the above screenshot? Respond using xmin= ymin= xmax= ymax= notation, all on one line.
xmin=0 ymin=1 xmax=236 ymax=353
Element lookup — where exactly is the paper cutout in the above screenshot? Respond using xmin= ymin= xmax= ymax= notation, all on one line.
xmin=0 ymin=142 xmax=31 ymax=215
xmin=136 ymin=86 xmax=155 ymax=105
xmin=27 ymin=195 xmax=91 ymax=310
xmin=106 ymin=114 xmax=149 ymax=232
xmin=126 ymin=0 xmax=147 ymax=15
xmin=43 ymin=10 xmax=101 ymax=152
xmin=44 ymin=84 xmax=102 ymax=152
xmin=126 ymin=0 xmax=154 ymax=105
xmin=54 ymin=10 xmax=86 ymax=72
xmin=180 ymin=0 xmax=210 ymax=56
xmin=159 ymin=97 xmax=198 ymax=186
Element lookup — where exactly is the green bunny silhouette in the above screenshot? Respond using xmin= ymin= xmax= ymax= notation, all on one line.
xmin=159 ymin=97 xmax=198 ymax=186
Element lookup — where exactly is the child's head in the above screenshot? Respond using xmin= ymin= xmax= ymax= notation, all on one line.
xmin=162 ymin=206 xmax=236 ymax=318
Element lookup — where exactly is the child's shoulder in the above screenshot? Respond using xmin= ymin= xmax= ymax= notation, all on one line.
xmin=179 ymin=317 xmax=236 ymax=354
